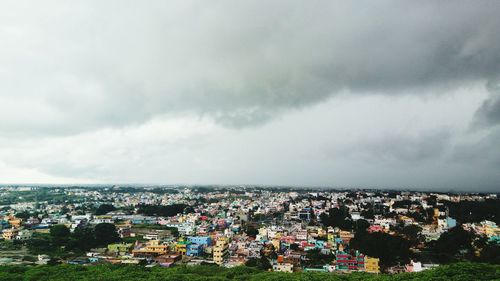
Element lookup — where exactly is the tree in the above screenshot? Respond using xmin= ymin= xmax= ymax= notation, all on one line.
xmin=95 ymin=204 xmax=116 ymax=215
xmin=94 ymin=223 xmax=119 ymax=246
xmin=477 ymin=243 xmax=500 ymax=264
xmin=304 ymin=248 xmax=334 ymax=267
xmin=67 ymin=226 xmax=96 ymax=252
xmin=259 ymin=255 xmax=272 ymax=271
xmin=136 ymin=204 xmax=188 ymax=217
xmin=431 ymin=226 xmax=475 ymax=263
xmin=350 ymin=231 xmax=411 ymax=267
xmin=50 ymin=225 xmax=70 ymax=246
xmin=320 ymin=207 xmax=352 ymax=230
xmin=400 ymin=224 xmax=422 ymax=246
xmin=245 ymin=224 xmax=259 ymax=238
xmin=354 ymin=219 xmax=370 ymax=234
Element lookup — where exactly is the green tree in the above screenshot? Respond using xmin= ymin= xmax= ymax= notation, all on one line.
xmin=94 ymin=223 xmax=119 ymax=246
xmin=431 ymin=226 xmax=475 ymax=263
xmin=400 ymin=224 xmax=422 ymax=246
xmin=95 ymin=204 xmax=116 ymax=215
xmin=50 ymin=225 xmax=70 ymax=246
xmin=67 ymin=226 xmax=96 ymax=252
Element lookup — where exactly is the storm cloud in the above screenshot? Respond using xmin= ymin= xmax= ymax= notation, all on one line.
xmin=0 ymin=1 xmax=499 ymax=190
xmin=2 ymin=1 xmax=500 ymax=133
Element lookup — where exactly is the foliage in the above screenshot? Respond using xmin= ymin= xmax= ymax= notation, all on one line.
xmin=136 ymin=204 xmax=190 ymax=217
xmin=444 ymin=199 xmax=500 ymax=224
xmin=50 ymin=225 xmax=71 ymax=246
xmin=320 ymin=207 xmax=352 ymax=230
xmin=94 ymin=223 xmax=120 ymax=247
xmin=246 ymin=256 xmax=272 ymax=271
xmin=399 ymin=224 xmax=422 ymax=246
xmin=28 ymin=223 xmax=120 ymax=257
xmin=95 ymin=204 xmax=116 ymax=215
xmin=429 ymin=226 xmax=475 ymax=263
xmin=0 ymin=262 xmax=498 ymax=281
xmin=349 ymin=231 xmax=411 ymax=267
xmin=304 ymin=248 xmax=335 ymax=267
xmin=476 ymin=242 xmax=500 ymax=264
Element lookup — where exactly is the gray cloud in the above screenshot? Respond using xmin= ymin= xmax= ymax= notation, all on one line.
xmin=473 ymin=78 xmax=500 ymax=128
xmin=328 ymin=130 xmax=453 ymax=166
xmin=1 ymin=1 xmax=500 ymax=134
xmin=1 ymin=1 xmax=500 ymax=190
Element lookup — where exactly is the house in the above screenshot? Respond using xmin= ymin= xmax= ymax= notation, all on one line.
xmin=188 ymin=236 xmax=212 ymax=246
xmin=213 ymin=237 xmax=229 ymax=265
xmin=2 ymin=228 xmax=18 ymax=240
xmin=175 ymin=240 xmax=190 ymax=255
xmin=364 ymin=256 xmax=380 ymax=273
xmin=154 ymin=253 xmax=181 ymax=267
xmin=15 ymin=229 xmax=32 ymax=240
xmin=335 ymin=250 xmax=365 ymax=271
xmin=406 ymin=260 xmax=422 ymax=272
xmin=187 ymin=243 xmax=204 ymax=256
xmin=132 ymin=240 xmax=169 ymax=257
xmin=108 ymin=243 xmax=133 ymax=255
xmin=273 ymin=262 xmax=294 ymax=273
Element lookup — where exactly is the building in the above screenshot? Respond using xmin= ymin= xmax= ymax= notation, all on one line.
xmin=273 ymin=262 xmax=294 ymax=273
xmin=213 ymin=237 xmax=229 ymax=265
xmin=108 ymin=243 xmax=133 ymax=255
xmin=406 ymin=260 xmax=423 ymax=272
xmin=132 ymin=240 xmax=169 ymax=257
xmin=335 ymin=251 xmax=358 ymax=271
xmin=175 ymin=240 xmax=189 ymax=255
xmin=187 ymin=236 xmax=212 ymax=246
xmin=15 ymin=230 xmax=32 ymax=240
xmin=187 ymin=243 xmax=204 ymax=256
xmin=2 ymin=228 xmax=18 ymax=240
xmin=364 ymin=256 xmax=380 ymax=273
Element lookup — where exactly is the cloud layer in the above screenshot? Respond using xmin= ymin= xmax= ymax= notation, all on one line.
xmin=0 ymin=1 xmax=499 ymax=190
xmin=2 ymin=1 xmax=500 ymax=133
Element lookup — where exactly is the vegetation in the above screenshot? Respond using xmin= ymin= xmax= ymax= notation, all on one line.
xmin=0 ymin=262 xmax=498 ymax=281
xmin=27 ymin=223 xmax=120 ymax=257
xmin=444 ymin=199 xmax=500 ymax=224
xmin=350 ymin=231 xmax=411 ymax=267
xmin=95 ymin=204 xmax=116 ymax=215
xmin=136 ymin=204 xmax=190 ymax=217
xmin=320 ymin=207 xmax=353 ymax=230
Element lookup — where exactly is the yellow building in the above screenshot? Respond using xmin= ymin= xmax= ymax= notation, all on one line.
xmin=132 ymin=240 xmax=169 ymax=257
xmin=107 ymin=243 xmax=133 ymax=254
xmin=7 ymin=216 xmax=22 ymax=228
xmin=271 ymin=238 xmax=280 ymax=251
xmin=481 ymin=221 xmax=499 ymax=237
xmin=175 ymin=240 xmax=189 ymax=255
xmin=364 ymin=256 xmax=380 ymax=273
xmin=213 ymin=237 xmax=229 ymax=265
xmin=2 ymin=228 xmax=18 ymax=240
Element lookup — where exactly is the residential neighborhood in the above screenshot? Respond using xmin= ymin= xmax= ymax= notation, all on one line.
xmin=0 ymin=185 xmax=498 ymax=273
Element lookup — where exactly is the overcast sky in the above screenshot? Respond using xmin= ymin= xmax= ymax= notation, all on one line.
xmin=1 ymin=1 xmax=500 ymax=191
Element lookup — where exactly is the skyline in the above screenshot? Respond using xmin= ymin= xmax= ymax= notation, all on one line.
xmin=1 ymin=1 xmax=500 ymax=191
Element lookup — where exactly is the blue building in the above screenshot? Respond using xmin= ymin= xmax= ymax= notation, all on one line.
xmin=446 ymin=217 xmax=457 ymax=228
xmin=186 ymin=243 xmax=204 ymax=256
xmin=187 ymin=236 xmax=212 ymax=246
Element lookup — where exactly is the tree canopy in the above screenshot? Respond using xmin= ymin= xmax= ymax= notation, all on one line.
xmin=0 ymin=262 xmax=498 ymax=281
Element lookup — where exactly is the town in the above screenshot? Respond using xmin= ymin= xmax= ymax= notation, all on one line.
xmin=0 ymin=185 xmax=498 ymax=274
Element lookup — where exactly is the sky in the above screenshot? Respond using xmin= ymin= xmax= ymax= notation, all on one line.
xmin=1 ymin=1 xmax=500 ymax=191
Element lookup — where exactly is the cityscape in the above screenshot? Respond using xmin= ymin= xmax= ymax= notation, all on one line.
xmin=0 ymin=185 xmax=498 ymax=279
xmin=1 ymin=1 xmax=500 ymax=280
